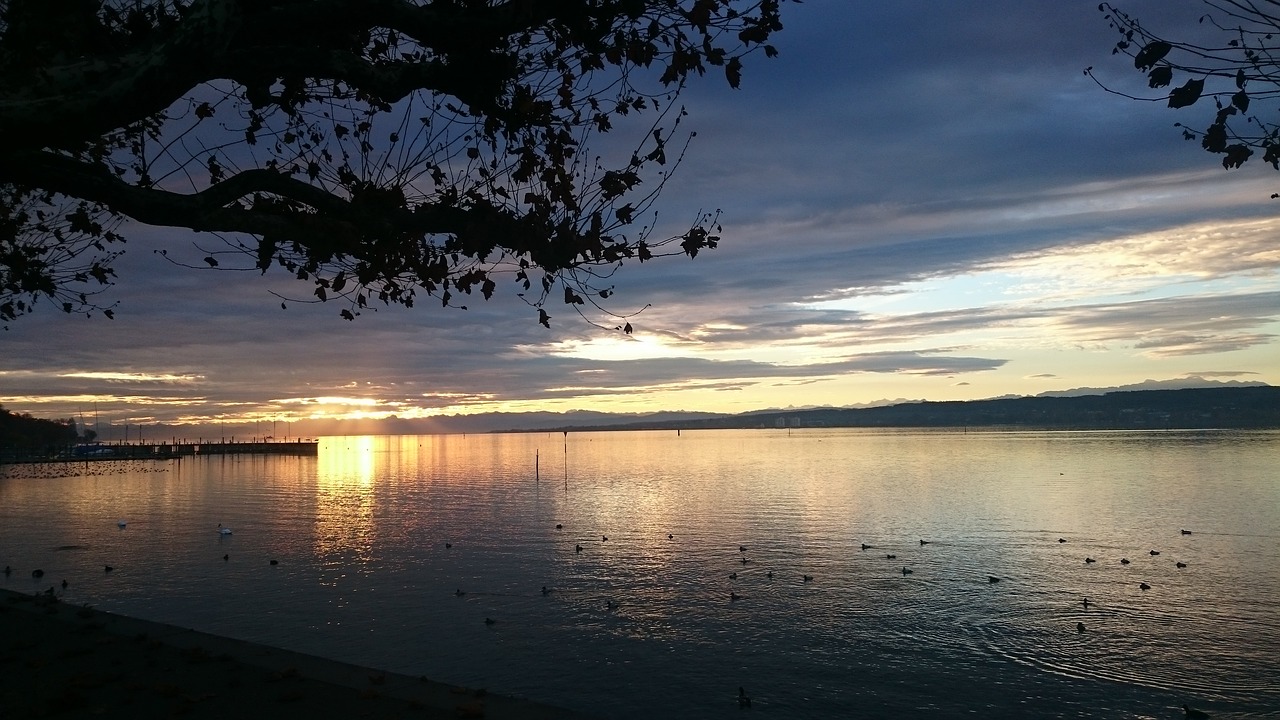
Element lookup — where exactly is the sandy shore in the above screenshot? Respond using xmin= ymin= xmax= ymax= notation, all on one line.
xmin=0 ymin=587 xmax=591 ymax=719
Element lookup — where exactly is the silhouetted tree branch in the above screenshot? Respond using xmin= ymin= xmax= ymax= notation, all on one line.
xmin=1088 ymin=1 xmax=1280 ymax=196
xmin=0 ymin=0 xmax=792 ymax=326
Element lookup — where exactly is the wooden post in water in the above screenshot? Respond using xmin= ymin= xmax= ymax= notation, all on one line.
xmin=536 ymin=449 xmax=540 ymax=482
xmin=563 ymin=431 xmax=568 ymax=490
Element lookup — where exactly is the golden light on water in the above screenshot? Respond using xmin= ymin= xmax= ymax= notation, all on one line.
xmin=313 ymin=436 xmax=378 ymax=565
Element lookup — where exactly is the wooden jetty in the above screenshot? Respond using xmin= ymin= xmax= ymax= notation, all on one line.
xmin=83 ymin=439 xmax=319 ymax=459
xmin=2 ymin=439 xmax=319 ymax=464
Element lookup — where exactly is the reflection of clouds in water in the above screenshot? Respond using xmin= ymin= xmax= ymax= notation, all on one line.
xmin=314 ymin=437 xmax=377 ymax=568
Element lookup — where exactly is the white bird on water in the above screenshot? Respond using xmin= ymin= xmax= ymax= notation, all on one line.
xmin=218 ymin=523 xmax=232 ymax=535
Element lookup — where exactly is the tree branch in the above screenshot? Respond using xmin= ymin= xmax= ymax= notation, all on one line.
xmin=2 ymin=149 xmax=364 ymax=241
xmin=0 ymin=148 xmax=549 ymax=267
xmin=0 ymin=0 xmax=564 ymax=149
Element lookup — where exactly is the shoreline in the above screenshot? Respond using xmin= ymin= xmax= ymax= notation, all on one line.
xmin=0 ymin=587 xmax=591 ymax=719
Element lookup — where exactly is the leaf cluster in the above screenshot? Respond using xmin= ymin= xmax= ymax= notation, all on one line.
xmin=0 ymin=0 xmax=794 ymax=327
xmin=1088 ymin=1 xmax=1280 ymax=192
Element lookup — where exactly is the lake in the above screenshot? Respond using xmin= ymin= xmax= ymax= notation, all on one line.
xmin=2 ymin=429 xmax=1278 ymax=718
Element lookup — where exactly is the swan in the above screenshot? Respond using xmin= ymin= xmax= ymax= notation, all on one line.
xmin=1181 ymin=529 xmax=1192 ymax=535
xmin=730 ymin=592 xmax=740 ymax=601
xmin=861 ymin=543 xmax=872 ymax=550
xmin=218 ymin=524 xmax=232 ymax=535
xmin=920 ymin=539 xmax=931 ymax=546
xmin=1176 ymin=561 xmax=1187 ymax=568
xmin=1058 ymin=538 xmax=1066 ymax=543
xmin=901 ymin=567 xmax=912 ymax=575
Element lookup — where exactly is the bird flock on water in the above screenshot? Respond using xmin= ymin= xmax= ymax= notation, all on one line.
xmin=2 ymin=515 xmax=1212 ymax=717
xmin=5 ymin=521 xmax=281 ymax=608
xmin=453 ymin=521 xmax=1207 ymax=715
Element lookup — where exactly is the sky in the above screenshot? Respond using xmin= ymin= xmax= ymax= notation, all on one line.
xmin=2 ymin=0 xmax=1277 ymax=437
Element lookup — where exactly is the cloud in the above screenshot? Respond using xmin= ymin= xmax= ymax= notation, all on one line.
xmin=1184 ymin=370 xmax=1259 ymax=379
xmin=984 ymin=218 xmax=1280 ymax=301
xmin=1133 ymin=334 xmax=1276 ymax=357
xmin=1048 ymin=292 xmax=1280 ymax=356
xmin=58 ymin=372 xmax=204 ymax=384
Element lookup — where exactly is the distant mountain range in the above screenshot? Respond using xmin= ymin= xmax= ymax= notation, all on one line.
xmin=1032 ymin=377 xmax=1268 ymax=397
xmin=320 ymin=380 xmax=1271 ymax=436
xmin=532 ymin=385 xmax=1278 ymax=433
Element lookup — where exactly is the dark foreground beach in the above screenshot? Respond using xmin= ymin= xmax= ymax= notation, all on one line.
xmin=0 ymin=588 xmax=590 ymax=719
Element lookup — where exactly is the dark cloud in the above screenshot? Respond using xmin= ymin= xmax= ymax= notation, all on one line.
xmin=1186 ymin=370 xmax=1260 ymax=379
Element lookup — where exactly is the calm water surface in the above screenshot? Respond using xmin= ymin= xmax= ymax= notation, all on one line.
xmin=2 ymin=429 xmax=1278 ymax=719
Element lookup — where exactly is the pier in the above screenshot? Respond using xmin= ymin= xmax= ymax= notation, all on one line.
xmin=1 ymin=439 xmax=319 ymax=464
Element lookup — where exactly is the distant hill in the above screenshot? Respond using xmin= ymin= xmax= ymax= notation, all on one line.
xmin=518 ymin=386 xmax=1280 ymax=432
xmin=1034 ymin=377 xmax=1268 ymax=397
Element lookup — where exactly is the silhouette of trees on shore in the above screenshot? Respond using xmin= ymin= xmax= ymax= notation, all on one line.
xmin=0 ymin=405 xmax=79 ymax=455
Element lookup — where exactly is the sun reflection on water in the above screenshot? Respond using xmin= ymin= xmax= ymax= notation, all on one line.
xmin=313 ymin=437 xmax=378 ymax=572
